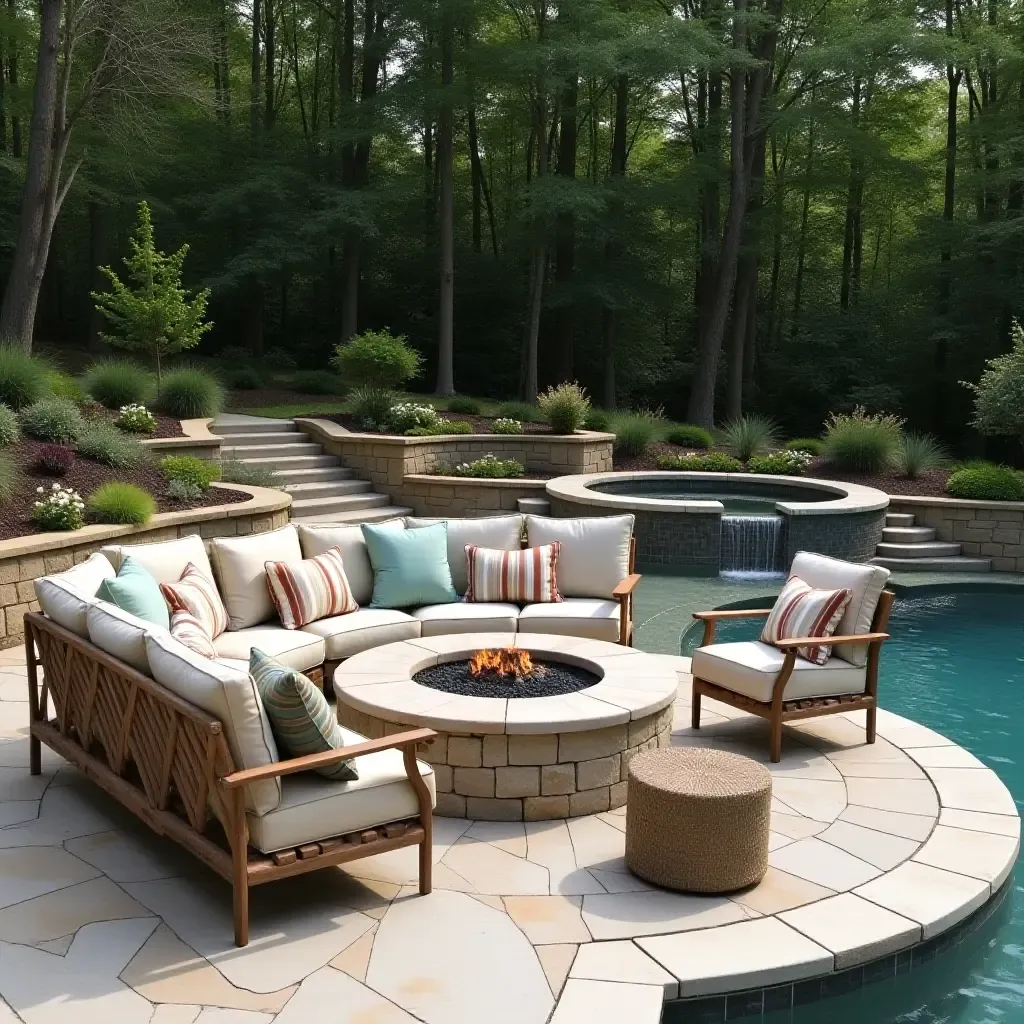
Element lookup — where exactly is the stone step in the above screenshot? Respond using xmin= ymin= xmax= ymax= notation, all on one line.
xmin=293 ymin=505 xmax=412 ymax=526
xmin=214 ymin=418 xmax=297 ymax=435
xmin=272 ymin=466 xmax=354 ymax=484
xmin=875 ymin=541 xmax=961 ymax=558
xmin=881 ymin=526 xmax=936 ymax=543
xmin=219 ymin=431 xmax=304 ymax=446
xmin=221 ymin=442 xmax=323 ymax=460
xmin=289 ymin=492 xmax=393 ymax=517
xmin=870 ymin=555 xmax=992 ymax=572
xmin=281 ymin=479 xmax=374 ymax=498
xmin=241 ymin=454 xmax=339 ymax=470
xmin=885 ymin=513 xmax=915 ymax=527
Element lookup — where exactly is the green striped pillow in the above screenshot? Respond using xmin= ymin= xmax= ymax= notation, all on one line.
xmin=249 ymin=648 xmax=358 ymax=782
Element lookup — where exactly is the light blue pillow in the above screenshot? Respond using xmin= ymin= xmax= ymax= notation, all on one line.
xmin=362 ymin=521 xmax=457 ymax=608
xmin=97 ymin=555 xmax=170 ymax=630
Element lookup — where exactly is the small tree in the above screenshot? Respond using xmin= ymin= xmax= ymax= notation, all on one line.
xmin=331 ymin=329 xmax=422 ymax=389
xmin=92 ymin=202 xmax=212 ymax=383
xmin=963 ymin=320 xmax=1024 ymax=446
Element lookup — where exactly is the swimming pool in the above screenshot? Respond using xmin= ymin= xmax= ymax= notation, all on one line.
xmin=682 ymin=588 xmax=1023 ymax=1023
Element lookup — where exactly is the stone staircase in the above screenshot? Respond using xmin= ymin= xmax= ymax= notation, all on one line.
xmin=869 ymin=512 xmax=991 ymax=572
xmin=214 ymin=416 xmax=411 ymax=525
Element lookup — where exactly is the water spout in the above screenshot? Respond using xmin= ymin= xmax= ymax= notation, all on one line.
xmin=720 ymin=515 xmax=784 ymax=575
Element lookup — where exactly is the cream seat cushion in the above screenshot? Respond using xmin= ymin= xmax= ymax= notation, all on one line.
xmin=297 ymin=520 xmax=405 ymax=606
xmin=692 ymin=640 xmax=867 ymax=703
xmin=212 ymin=627 xmax=324 ymax=673
xmin=414 ymin=601 xmax=519 ymax=636
xmin=34 ymin=552 xmax=114 ymax=637
xmin=101 ymin=534 xmax=214 ymax=586
xmin=525 ymin=514 xmax=634 ymax=599
xmin=86 ymin=602 xmax=156 ymax=675
xmin=209 ymin=525 xmax=303 ymax=630
xmin=517 ymin=598 xmax=621 ymax=643
xmin=246 ymin=727 xmax=436 ymax=854
xmin=789 ymin=552 xmax=890 ymax=667
xmin=406 ymin=515 xmax=523 ymax=595
xmin=299 ymin=608 xmax=419 ymax=660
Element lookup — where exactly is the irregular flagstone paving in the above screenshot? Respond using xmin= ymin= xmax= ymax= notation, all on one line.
xmin=0 ymin=646 xmax=1016 ymax=1023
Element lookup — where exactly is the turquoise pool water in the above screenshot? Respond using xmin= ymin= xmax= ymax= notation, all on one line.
xmin=681 ymin=589 xmax=1023 ymax=1023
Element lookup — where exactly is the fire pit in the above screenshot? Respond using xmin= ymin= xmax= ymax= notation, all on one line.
xmin=414 ymin=647 xmax=600 ymax=699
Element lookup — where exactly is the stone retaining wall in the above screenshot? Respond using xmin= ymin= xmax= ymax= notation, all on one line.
xmin=399 ymin=475 xmax=549 ymax=516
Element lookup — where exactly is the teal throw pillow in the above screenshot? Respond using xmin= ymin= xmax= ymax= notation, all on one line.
xmin=97 ymin=555 xmax=170 ymax=630
xmin=250 ymin=648 xmax=358 ymax=781
xmin=362 ymin=521 xmax=457 ymax=608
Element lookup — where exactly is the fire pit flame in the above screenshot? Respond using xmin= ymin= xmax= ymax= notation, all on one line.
xmin=468 ymin=647 xmax=538 ymax=681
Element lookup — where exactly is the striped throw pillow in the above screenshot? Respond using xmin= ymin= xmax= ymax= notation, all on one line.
xmin=250 ymin=648 xmax=358 ymax=781
xmin=265 ymin=547 xmax=358 ymax=629
xmin=160 ymin=563 xmax=228 ymax=640
xmin=170 ymin=608 xmax=217 ymax=659
xmin=760 ymin=575 xmax=853 ymax=666
xmin=465 ymin=543 xmax=561 ymax=603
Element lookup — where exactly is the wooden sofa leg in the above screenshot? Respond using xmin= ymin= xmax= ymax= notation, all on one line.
xmin=866 ymin=706 xmax=877 ymax=745
xmin=691 ymin=689 xmax=701 ymax=730
xmin=233 ymin=879 xmax=249 ymax=947
xmin=419 ymin=818 xmax=433 ymax=895
xmin=29 ymin=735 xmax=41 ymax=776
xmin=769 ymin=717 xmax=782 ymax=763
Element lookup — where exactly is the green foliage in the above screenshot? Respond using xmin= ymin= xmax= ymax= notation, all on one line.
xmin=167 ymin=477 xmax=203 ymax=502
xmin=388 ymin=402 xmax=440 ymax=432
xmin=718 ymin=416 xmax=779 ymax=462
xmin=0 ymin=453 xmax=20 ymax=505
xmin=87 ymin=483 xmax=156 ymax=525
xmin=219 ymin=459 xmax=276 ymax=487
xmin=406 ymin=419 xmax=474 ymax=436
xmin=492 ymin=417 xmax=523 ymax=434
xmin=0 ymin=348 xmax=52 ymax=410
xmin=946 ymin=464 xmax=1024 ymax=501
xmin=613 ymin=412 xmax=660 ymax=457
xmin=436 ymin=454 xmax=525 ymax=478
xmin=657 ymin=452 xmax=743 ymax=472
xmin=82 ymin=359 xmax=155 ymax=409
xmin=666 ymin=425 xmax=714 ymax=449
xmin=446 ymin=396 xmax=481 ymax=415
xmin=894 ymin=433 xmax=949 ymax=478
xmin=21 ymin=398 xmax=85 ymax=443
xmin=0 ymin=404 xmax=19 ymax=446
xmin=92 ymin=201 xmax=212 ymax=379
xmin=331 ymin=330 xmax=421 ymax=389
xmin=964 ymin=320 xmax=1024 ymax=441
xmin=785 ymin=437 xmax=824 ymax=456
xmin=47 ymin=370 xmax=83 ymax=402
xmin=496 ymin=401 xmax=542 ymax=423
xmin=291 ymin=369 xmax=345 ymax=395
xmin=31 ymin=483 xmax=85 ymax=531
xmin=822 ymin=407 xmax=903 ymax=473
xmin=222 ymin=365 xmax=265 ymax=390
xmin=538 ymin=382 xmax=590 ymax=434
xmin=115 ymin=403 xmax=158 ymax=434
xmin=583 ymin=409 xmax=611 ymax=431
xmin=748 ymin=450 xmax=813 ymax=476
xmin=157 ymin=367 xmax=225 ymax=419
xmin=34 ymin=444 xmax=72 ymax=475
xmin=77 ymin=423 xmax=147 ymax=468
xmin=350 ymin=386 xmax=397 ymax=428
xmin=160 ymin=455 xmax=220 ymax=491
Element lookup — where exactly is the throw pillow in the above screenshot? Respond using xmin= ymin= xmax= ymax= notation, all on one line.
xmin=170 ymin=609 xmax=217 ymax=659
xmin=265 ymin=546 xmax=358 ymax=629
xmin=760 ymin=575 xmax=853 ymax=666
xmin=249 ymin=648 xmax=358 ymax=781
xmin=465 ymin=543 xmax=562 ymax=603
xmin=362 ymin=521 xmax=457 ymax=608
xmin=160 ymin=562 xmax=229 ymax=641
xmin=97 ymin=555 xmax=170 ymax=630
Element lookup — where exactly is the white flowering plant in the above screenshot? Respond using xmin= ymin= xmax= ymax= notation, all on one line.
xmin=114 ymin=403 xmax=158 ymax=434
xmin=387 ymin=402 xmax=439 ymax=433
xmin=747 ymin=449 xmax=813 ymax=476
xmin=492 ymin=417 xmax=523 ymax=435
xmin=435 ymin=453 xmax=525 ymax=478
xmin=31 ymin=483 xmax=85 ymax=531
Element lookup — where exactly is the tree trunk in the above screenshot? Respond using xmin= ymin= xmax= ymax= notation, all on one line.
xmin=791 ymin=91 xmax=814 ymax=335
xmin=250 ymin=0 xmax=262 ymax=138
xmin=435 ymin=5 xmax=455 ymax=396
xmin=340 ymin=232 xmax=359 ymax=341
xmin=468 ymin=106 xmax=498 ymax=256
xmin=840 ymin=78 xmax=867 ymax=310
xmin=218 ymin=2 xmax=231 ymax=119
xmin=520 ymin=82 xmax=548 ymax=401
xmin=553 ymin=32 xmax=578 ymax=384
xmin=7 ymin=0 xmax=20 ymax=157
xmin=87 ymin=201 xmax=112 ymax=352
xmin=264 ymin=0 xmax=275 ymax=130
xmin=601 ymin=71 xmax=628 ymax=409
xmin=725 ymin=256 xmax=754 ymax=421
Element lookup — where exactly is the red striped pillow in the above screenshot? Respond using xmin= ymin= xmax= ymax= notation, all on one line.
xmin=160 ymin=563 xmax=228 ymax=640
xmin=465 ymin=543 xmax=561 ymax=604
xmin=265 ymin=547 xmax=358 ymax=629
xmin=170 ymin=608 xmax=217 ymax=658
xmin=760 ymin=575 xmax=853 ymax=665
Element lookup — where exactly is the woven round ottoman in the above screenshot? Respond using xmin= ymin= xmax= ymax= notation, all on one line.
xmin=625 ymin=747 xmax=772 ymax=892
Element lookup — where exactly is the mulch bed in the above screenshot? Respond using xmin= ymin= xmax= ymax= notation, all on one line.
xmin=803 ymin=461 xmax=951 ymax=498
xmin=91 ymin=406 xmax=184 ymax=439
xmin=325 ymin=412 xmax=556 ymax=436
xmin=414 ymin=659 xmax=599 ymax=699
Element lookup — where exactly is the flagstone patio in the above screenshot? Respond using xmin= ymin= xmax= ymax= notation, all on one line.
xmin=0 ymin=644 xmax=1016 ymax=1024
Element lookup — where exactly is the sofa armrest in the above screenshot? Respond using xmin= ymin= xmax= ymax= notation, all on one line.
xmin=612 ymin=574 xmax=642 ymax=598
xmin=219 ymin=727 xmax=437 ymax=790
xmin=772 ymin=633 xmax=889 ymax=650
xmin=692 ymin=608 xmax=773 ymax=621
xmin=613 ymin=573 xmax=642 ymax=645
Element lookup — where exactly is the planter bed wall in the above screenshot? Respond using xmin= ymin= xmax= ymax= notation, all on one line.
xmin=139 ymin=418 xmax=223 ymax=461
xmin=0 ymin=484 xmax=289 ymax=649
xmin=399 ymin=475 xmax=549 ymax=517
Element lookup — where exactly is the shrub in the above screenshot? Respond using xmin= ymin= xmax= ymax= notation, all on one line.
xmin=583 ymin=409 xmax=611 ymax=432
xmin=21 ymin=398 xmax=85 ymax=443
xmin=613 ymin=412 xmax=660 ymax=457
xmin=388 ymin=402 xmax=440 ymax=433
xmin=748 ymin=450 xmax=813 ymax=476
xmin=86 ymin=482 xmax=155 ymax=525
xmin=219 ymin=459 xmax=276 ymax=487
xmin=785 ymin=437 xmax=823 ymax=456
xmin=666 ymin=424 xmax=714 ymax=449
xmin=167 ymin=477 xmax=203 ymax=502
xmin=492 ymin=417 xmax=522 ymax=435
xmin=822 ymin=407 xmax=903 ymax=473
xmin=436 ymin=454 xmax=525 ymax=478
xmin=718 ymin=415 xmax=779 ymax=462
xmin=946 ymin=464 xmax=1024 ymax=501
xmin=160 ymin=455 xmax=220 ymax=491
xmin=77 ymin=422 xmax=146 ymax=469
xmin=350 ymin=386 xmax=397 ymax=429
xmin=115 ymin=403 xmax=158 ymax=434
xmin=496 ymin=400 xmax=542 ymax=423
xmin=406 ymin=419 xmax=474 ymax=436
xmin=331 ymin=329 xmax=421 ymax=389
xmin=0 ymin=452 xmax=19 ymax=505
xmin=446 ymin=396 xmax=481 ymax=415
xmin=538 ymin=382 xmax=590 ymax=433
xmin=34 ymin=444 xmax=72 ymax=476
xmin=47 ymin=370 xmax=83 ymax=402
xmin=0 ymin=404 xmax=19 ymax=446
xmin=657 ymin=452 xmax=743 ymax=472
xmin=31 ymin=483 xmax=85 ymax=531
xmin=157 ymin=367 xmax=225 ymax=419
xmin=894 ymin=433 xmax=949 ymax=479
xmin=263 ymin=346 xmax=296 ymax=370
xmin=964 ymin=319 xmax=1024 ymax=443
xmin=0 ymin=347 xmax=52 ymax=409
xmin=82 ymin=359 xmax=154 ymax=409
xmin=222 ymin=365 xmax=265 ymax=390
xmin=292 ymin=369 xmax=345 ymax=395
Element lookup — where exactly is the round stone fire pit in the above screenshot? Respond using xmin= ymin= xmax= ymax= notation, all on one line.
xmin=333 ymin=632 xmax=679 ymax=821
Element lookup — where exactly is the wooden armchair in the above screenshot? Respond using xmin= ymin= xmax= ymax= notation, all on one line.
xmin=614 ymin=537 xmax=642 ymax=645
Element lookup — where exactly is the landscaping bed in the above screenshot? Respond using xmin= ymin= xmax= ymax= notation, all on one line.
xmin=94 ymin=406 xmax=184 ymax=439
xmin=807 ymin=462 xmax=951 ymax=498
xmin=324 ymin=411 xmax=555 ymax=436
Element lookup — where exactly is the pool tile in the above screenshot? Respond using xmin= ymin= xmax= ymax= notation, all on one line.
xmin=769 ymin=837 xmax=881 ymax=891
xmin=816 ymin=820 xmax=920 ymax=870
xmin=924 ymin=767 xmax=1017 ymax=816
xmin=912 ymin=825 xmax=1019 ymax=888
xmin=844 ymin=777 xmax=939 ymax=817
xmin=569 ymin=939 xmax=679 ymax=997
xmin=939 ymin=808 xmax=1021 ymax=838
xmin=548 ymin=979 xmax=664 ymax=1024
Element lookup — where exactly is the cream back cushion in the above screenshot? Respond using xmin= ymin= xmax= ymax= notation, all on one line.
xmin=210 ymin=525 xmax=301 ymax=630
xmin=525 ymin=514 xmax=634 ymax=599
xmin=297 ymin=520 xmax=405 ymax=606
xmin=101 ymin=534 xmax=214 ymax=586
xmin=34 ymin=552 xmax=114 ymax=636
xmin=144 ymin=630 xmax=282 ymax=815
xmin=406 ymin=515 xmax=524 ymax=595
xmin=87 ymin=602 xmax=155 ymax=675
xmin=789 ymin=551 xmax=890 ymax=667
